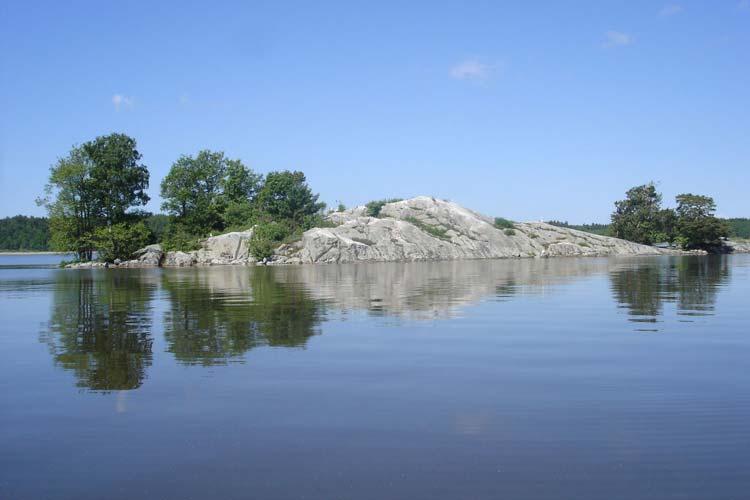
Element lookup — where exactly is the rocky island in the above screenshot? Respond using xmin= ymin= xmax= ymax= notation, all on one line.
xmin=68 ymin=196 xmax=738 ymax=269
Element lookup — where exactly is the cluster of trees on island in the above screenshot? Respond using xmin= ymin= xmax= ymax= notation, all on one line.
xmin=35 ymin=133 xmax=327 ymax=261
xmin=1 ymin=132 xmax=748 ymax=256
xmin=550 ymin=183 xmax=743 ymax=250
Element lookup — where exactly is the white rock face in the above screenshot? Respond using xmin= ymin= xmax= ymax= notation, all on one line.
xmin=277 ymin=196 xmax=672 ymax=264
xmin=65 ymin=261 xmax=108 ymax=269
xmin=119 ymin=244 xmax=163 ymax=267
xmin=728 ymin=240 xmax=750 ymax=253
xmin=115 ymin=196 xmax=750 ymax=269
xmin=195 ymin=230 xmax=254 ymax=264
xmin=162 ymin=230 xmax=255 ymax=267
xmin=163 ymin=251 xmax=197 ymax=267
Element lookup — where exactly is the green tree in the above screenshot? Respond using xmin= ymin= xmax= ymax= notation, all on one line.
xmin=160 ymin=150 xmax=228 ymax=233
xmin=656 ymin=208 xmax=679 ymax=245
xmin=256 ymin=170 xmax=325 ymax=228
xmin=221 ymin=159 xmax=263 ymax=228
xmin=222 ymin=159 xmax=262 ymax=204
xmin=82 ymin=133 xmax=150 ymax=225
xmin=38 ymin=134 xmax=149 ymax=261
xmin=611 ymin=183 xmax=664 ymax=245
xmin=674 ymin=194 xmax=729 ymax=249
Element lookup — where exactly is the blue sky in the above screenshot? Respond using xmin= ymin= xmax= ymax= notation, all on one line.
xmin=1 ymin=0 xmax=748 ymax=222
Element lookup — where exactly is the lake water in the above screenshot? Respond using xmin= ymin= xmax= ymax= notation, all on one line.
xmin=1 ymin=254 xmax=748 ymax=500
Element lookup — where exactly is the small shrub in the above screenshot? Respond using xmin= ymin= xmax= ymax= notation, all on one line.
xmin=337 ymin=203 xmax=346 ymax=212
xmin=254 ymin=220 xmax=292 ymax=242
xmin=249 ymin=220 xmax=297 ymax=261
xmin=494 ymin=217 xmax=515 ymax=230
xmin=366 ymin=198 xmax=403 ymax=217
xmin=248 ymin=235 xmax=275 ymax=261
xmin=579 ymin=241 xmax=591 ymax=248
xmin=404 ymin=216 xmax=451 ymax=241
xmin=504 ymin=228 xmax=516 ymax=236
xmin=162 ymin=223 xmax=203 ymax=252
xmin=93 ymin=222 xmax=151 ymax=262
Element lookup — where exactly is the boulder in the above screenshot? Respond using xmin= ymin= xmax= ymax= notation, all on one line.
xmin=65 ymin=261 xmax=107 ymax=269
xmin=119 ymin=244 xmax=164 ymax=267
xmin=193 ymin=230 xmax=254 ymax=265
xmin=163 ymin=251 xmax=197 ymax=267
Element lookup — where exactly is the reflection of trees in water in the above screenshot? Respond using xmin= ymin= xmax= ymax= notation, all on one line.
xmin=42 ymin=270 xmax=156 ymax=391
xmin=609 ymin=256 xmax=730 ymax=322
xmin=161 ymin=268 xmax=326 ymax=366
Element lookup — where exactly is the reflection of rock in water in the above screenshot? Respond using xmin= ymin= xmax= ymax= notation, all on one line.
xmin=41 ymin=270 xmax=158 ymax=391
xmin=279 ymin=258 xmax=619 ymax=319
xmin=161 ymin=268 xmax=327 ymax=366
xmin=41 ymin=256 xmax=734 ymax=384
xmin=609 ymin=255 xmax=730 ymax=325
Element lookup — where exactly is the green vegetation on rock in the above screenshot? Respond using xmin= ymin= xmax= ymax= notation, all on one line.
xmin=493 ymin=217 xmax=515 ymax=230
xmin=365 ymin=198 xmax=403 ymax=217
xmin=404 ymin=216 xmax=450 ymax=240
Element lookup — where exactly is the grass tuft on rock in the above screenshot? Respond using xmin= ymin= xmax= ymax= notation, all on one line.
xmin=404 ymin=216 xmax=451 ymax=241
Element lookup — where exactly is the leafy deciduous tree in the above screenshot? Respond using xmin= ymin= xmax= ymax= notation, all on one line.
xmin=611 ymin=183 xmax=665 ymax=245
xmin=38 ymin=134 xmax=150 ymax=261
xmin=256 ymin=170 xmax=325 ymax=227
xmin=675 ymin=194 xmax=729 ymax=249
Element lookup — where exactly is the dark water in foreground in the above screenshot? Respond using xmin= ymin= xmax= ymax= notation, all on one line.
xmin=1 ymin=255 xmax=748 ymax=500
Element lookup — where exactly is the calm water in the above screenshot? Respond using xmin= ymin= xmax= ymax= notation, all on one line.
xmin=1 ymin=255 xmax=748 ymax=500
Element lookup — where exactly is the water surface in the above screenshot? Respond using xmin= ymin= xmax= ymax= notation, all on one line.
xmin=1 ymin=255 xmax=748 ymax=499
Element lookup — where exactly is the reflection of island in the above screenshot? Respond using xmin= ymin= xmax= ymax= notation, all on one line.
xmin=161 ymin=268 xmax=327 ymax=366
xmin=273 ymin=258 xmax=619 ymax=319
xmin=41 ymin=270 xmax=158 ymax=391
xmin=609 ymin=256 xmax=730 ymax=323
xmin=42 ymin=255 xmax=734 ymax=390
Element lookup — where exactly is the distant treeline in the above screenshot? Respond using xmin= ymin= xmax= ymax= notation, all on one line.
xmin=546 ymin=221 xmax=612 ymax=236
xmin=0 ymin=214 xmax=172 ymax=251
xmin=548 ymin=218 xmax=750 ymax=240
xmin=726 ymin=218 xmax=750 ymax=239
xmin=0 ymin=215 xmax=50 ymax=250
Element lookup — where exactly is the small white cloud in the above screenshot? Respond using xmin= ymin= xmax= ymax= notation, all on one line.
xmin=603 ymin=30 xmax=634 ymax=47
xmin=660 ymin=4 xmax=683 ymax=16
xmin=112 ymin=94 xmax=134 ymax=111
xmin=450 ymin=58 xmax=491 ymax=81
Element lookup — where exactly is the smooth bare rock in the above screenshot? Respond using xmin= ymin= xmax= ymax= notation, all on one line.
xmin=65 ymin=261 xmax=107 ymax=269
xmin=163 ymin=251 xmax=197 ymax=267
xmin=727 ymin=240 xmax=750 ymax=253
xmin=194 ymin=230 xmax=254 ymax=265
xmin=276 ymin=196 xmax=672 ymax=264
xmin=119 ymin=244 xmax=163 ymax=267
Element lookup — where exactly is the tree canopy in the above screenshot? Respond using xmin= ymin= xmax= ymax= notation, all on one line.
xmin=610 ymin=183 xmax=731 ymax=251
xmin=38 ymin=133 xmax=150 ymax=261
xmin=610 ymin=183 xmax=664 ymax=245
xmin=160 ymin=151 xmax=264 ymax=237
xmin=675 ymin=194 xmax=729 ymax=249
xmin=256 ymin=170 xmax=326 ymax=226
